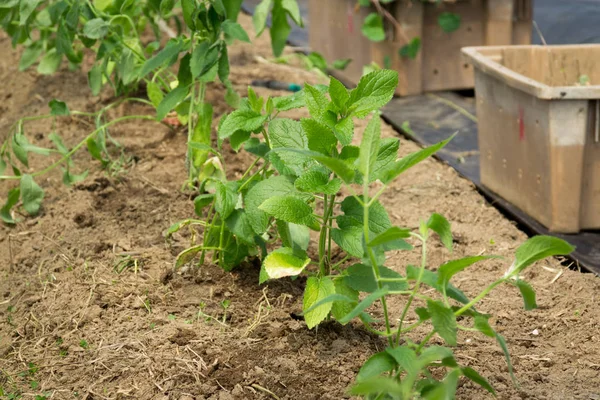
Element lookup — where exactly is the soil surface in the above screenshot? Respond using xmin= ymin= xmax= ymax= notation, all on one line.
xmin=1 ymin=14 xmax=599 ymax=400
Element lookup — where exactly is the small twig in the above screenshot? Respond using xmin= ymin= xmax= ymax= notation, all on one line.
xmin=250 ymin=384 xmax=281 ymax=400
xmin=370 ymin=0 xmax=410 ymax=44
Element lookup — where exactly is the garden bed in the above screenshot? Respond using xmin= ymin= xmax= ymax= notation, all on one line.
xmin=1 ymin=14 xmax=599 ymax=400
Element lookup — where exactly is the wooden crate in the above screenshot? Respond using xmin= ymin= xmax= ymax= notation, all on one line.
xmin=308 ymin=0 xmax=532 ymax=96
xmin=463 ymin=44 xmax=600 ymax=233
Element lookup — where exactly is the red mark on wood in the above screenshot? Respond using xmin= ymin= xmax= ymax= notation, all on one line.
xmin=518 ymin=107 xmax=525 ymax=141
xmin=347 ymin=6 xmax=354 ymax=33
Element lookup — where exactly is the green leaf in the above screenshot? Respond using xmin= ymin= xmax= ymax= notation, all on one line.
xmin=146 ymin=81 xmax=164 ymax=108
xmin=219 ymin=110 xmax=268 ymax=140
xmin=269 ymin=0 xmax=291 ymax=57
xmin=20 ymin=174 xmax=44 ymax=215
xmin=427 ymin=213 xmax=453 ymax=251
xmin=384 ymin=135 xmax=453 ymax=183
xmin=334 ymin=116 xmax=354 ymax=146
xmin=157 ymin=86 xmax=188 ymax=121
xmin=181 ymin=0 xmax=196 ymax=30
xmin=399 ymin=37 xmax=421 ymax=59
xmin=224 ymin=0 xmax=243 ymax=20
xmin=368 ymin=226 xmax=411 ymax=247
xmin=303 ymin=276 xmax=335 ymax=329
xmin=386 ymin=346 xmax=418 ymax=377
xmin=339 ymin=196 xmax=391 ymax=234
xmin=20 ymin=0 xmax=42 ymax=25
xmin=140 ymin=39 xmax=182 ymax=79
xmin=438 ymin=12 xmax=461 ymax=33
xmin=358 ymin=115 xmax=381 ymax=179
xmin=1 ymin=188 xmax=20 ymax=224
xmin=37 ymin=48 xmax=62 ymax=75
xmin=329 ymin=76 xmax=349 ymax=111
xmin=245 ymin=175 xmax=300 ymax=234
xmin=437 ymin=255 xmax=498 ymax=289
xmin=194 ymin=193 xmax=214 ymax=216
xmin=344 ymin=263 xmax=407 ymax=293
xmin=331 ymin=226 xmax=363 ymax=258
xmin=278 ymin=221 xmax=310 ymax=251
xmin=515 ymin=279 xmax=537 ymax=310
xmin=347 ymin=70 xmax=398 ymax=118
xmin=510 ymin=236 xmax=574 ymax=277
xmin=495 ymin=332 xmax=516 ymax=384
xmin=474 ymin=313 xmax=495 ymax=338
xmin=418 ymin=346 xmax=454 ymax=367
xmin=356 ymin=352 xmax=397 ymax=382
xmin=295 ymin=167 xmax=341 ymax=195
xmin=281 ymin=0 xmax=302 ymax=26
xmin=300 ymin=118 xmax=337 ymax=156
xmin=277 ymin=148 xmax=356 ymax=183
xmin=304 ymin=84 xmax=330 ymax=122
xmin=361 ymin=13 xmax=385 ymax=42
xmin=462 ymin=367 xmax=496 ymax=396
xmin=350 ymin=377 xmax=403 ymax=397
xmin=263 ymin=247 xmax=310 ymax=279
xmin=339 ymin=287 xmax=388 ymax=324
xmin=222 ymin=20 xmax=250 ymax=42
xmin=216 ymin=181 xmax=238 ymax=220
xmin=253 ymin=0 xmax=273 ymax=36
xmin=19 ymin=43 xmax=43 ymax=71
xmin=427 ymin=299 xmax=457 ymax=346
xmin=371 ymin=138 xmax=399 ymax=183
xmin=273 ymin=90 xmax=305 ymax=111
xmin=268 ymin=118 xmax=309 ymax=174
xmin=88 ymin=64 xmax=103 ymax=96
xmin=175 ymin=244 xmax=205 ymax=269
xmin=48 ymin=99 xmax=69 ymax=116
xmin=83 ymin=18 xmax=110 ymax=39
xmin=406 ymin=265 xmax=469 ymax=304
xmin=331 ymin=279 xmax=359 ymax=321
xmin=259 ymin=195 xmax=319 ymax=230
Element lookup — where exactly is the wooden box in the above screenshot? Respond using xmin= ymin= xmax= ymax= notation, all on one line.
xmin=463 ymin=45 xmax=600 ymax=233
xmin=308 ymin=0 xmax=532 ymax=96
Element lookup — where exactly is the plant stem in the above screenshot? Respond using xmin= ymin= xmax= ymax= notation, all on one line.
xmin=318 ymin=194 xmax=329 ymax=277
xmin=395 ymin=234 xmax=427 ymax=346
xmin=454 ymin=278 xmax=505 ymax=317
xmin=199 ymin=202 xmax=215 ymax=267
xmin=1 ymin=115 xmax=157 ymax=181
xmin=363 ymin=180 xmax=393 ymax=346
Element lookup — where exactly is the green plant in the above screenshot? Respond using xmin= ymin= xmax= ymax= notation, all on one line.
xmin=1 ymin=0 xmax=302 ymax=219
xmin=172 ymin=69 xmax=574 ymax=398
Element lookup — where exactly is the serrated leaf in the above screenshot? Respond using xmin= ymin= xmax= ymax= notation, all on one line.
xmin=427 ymin=299 xmax=457 ymax=346
xmin=331 ymin=279 xmax=359 ymax=321
xmin=406 ymin=265 xmax=469 ymax=304
xmin=303 ymin=276 xmax=335 ymax=329
xmin=368 ymin=226 xmax=411 ymax=247
xmin=331 ymin=226 xmax=363 ymax=257
xmin=1 ymin=188 xmax=20 ymax=224
xmin=304 ymin=84 xmax=330 ymax=122
xmin=226 ymin=209 xmax=255 ymax=245
xmin=278 ymin=221 xmax=310 ymax=251
xmin=20 ymin=174 xmax=44 ymax=215
xmin=334 ymin=116 xmax=353 ymax=146
xmin=20 ymin=0 xmax=43 ymax=24
xmin=361 ymin=13 xmax=385 ymax=42
xmin=276 ymin=148 xmax=356 ymax=183
xmin=340 ymin=196 xmax=391 ymax=234
xmin=338 ymin=286 xmax=388 ymax=324
xmin=259 ymin=195 xmax=319 ymax=230
xmin=48 ymin=99 xmax=69 ymax=116
xmin=273 ymin=90 xmax=305 ymax=111
xmin=295 ymin=167 xmax=341 ymax=195
xmin=462 ymin=367 xmax=496 ymax=395
xmin=371 ymin=138 xmax=399 ymax=183
xmin=356 ymin=352 xmax=396 ymax=382
xmin=384 ymin=135 xmax=453 ymax=183
xmin=194 ymin=193 xmax=214 ymax=216
xmin=268 ymin=118 xmax=309 ymax=174
xmin=515 ymin=279 xmax=537 ymax=310
xmin=350 ymin=376 xmax=403 ymax=397
xmin=510 ymin=236 xmax=574 ymax=277
xmin=215 ymin=181 xmax=238 ymax=220
xmin=437 ymin=255 xmax=498 ymax=289
xmin=83 ymin=18 xmax=109 ymax=39
xmin=427 ymin=213 xmax=453 ymax=251
xmin=263 ymin=247 xmax=310 ymax=279
xmin=438 ymin=12 xmax=461 ymax=33
xmin=219 ymin=110 xmax=268 ymax=140
xmin=300 ymin=118 xmax=337 ymax=155
xmin=245 ymin=175 xmax=300 ymax=234
xmin=347 ymin=70 xmax=398 ymax=118
xmin=385 ymin=346 xmax=418 ymax=377
xmin=358 ymin=115 xmax=381 ymax=179
xmin=344 ymin=263 xmax=408 ymax=293
xmin=221 ymin=20 xmax=250 ymax=42
xmin=329 ymin=76 xmax=349 ymax=111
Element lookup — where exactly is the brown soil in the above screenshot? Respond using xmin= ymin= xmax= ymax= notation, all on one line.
xmin=1 ymin=14 xmax=599 ymax=400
